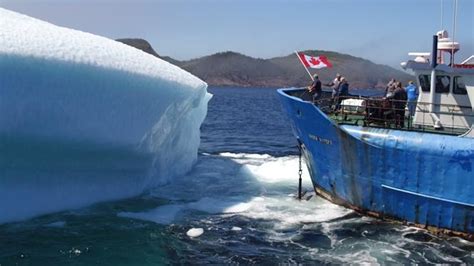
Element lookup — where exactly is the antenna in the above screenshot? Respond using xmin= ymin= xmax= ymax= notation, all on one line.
xmin=440 ymin=0 xmax=444 ymax=29
xmin=451 ymin=0 xmax=458 ymax=65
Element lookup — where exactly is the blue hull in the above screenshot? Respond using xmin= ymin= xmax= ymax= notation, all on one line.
xmin=278 ymin=88 xmax=474 ymax=239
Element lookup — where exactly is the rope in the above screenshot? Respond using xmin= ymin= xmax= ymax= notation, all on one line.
xmin=298 ymin=143 xmax=303 ymax=200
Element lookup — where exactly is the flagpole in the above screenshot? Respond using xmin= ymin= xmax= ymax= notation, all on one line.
xmin=295 ymin=51 xmax=314 ymax=81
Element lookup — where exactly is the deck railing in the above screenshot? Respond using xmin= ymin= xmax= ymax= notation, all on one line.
xmin=287 ymin=89 xmax=473 ymax=135
xmin=324 ymin=96 xmax=473 ymax=134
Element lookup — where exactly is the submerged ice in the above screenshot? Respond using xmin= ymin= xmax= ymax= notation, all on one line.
xmin=119 ymin=153 xmax=352 ymax=228
xmin=0 ymin=8 xmax=211 ymax=223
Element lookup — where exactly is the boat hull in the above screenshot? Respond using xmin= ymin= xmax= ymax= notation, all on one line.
xmin=278 ymin=88 xmax=474 ymax=239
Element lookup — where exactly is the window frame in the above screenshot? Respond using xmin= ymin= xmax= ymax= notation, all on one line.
xmin=418 ymin=74 xmax=451 ymax=94
xmin=435 ymin=75 xmax=450 ymax=93
xmin=419 ymin=75 xmax=430 ymax=92
xmin=453 ymin=76 xmax=467 ymax=95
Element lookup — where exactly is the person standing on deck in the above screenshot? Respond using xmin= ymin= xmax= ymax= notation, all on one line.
xmin=307 ymin=74 xmax=322 ymax=102
xmin=387 ymin=82 xmax=407 ymax=128
xmin=335 ymin=77 xmax=349 ymax=110
xmin=325 ymin=73 xmax=342 ymax=100
xmin=385 ymin=78 xmax=396 ymax=96
xmin=339 ymin=77 xmax=349 ymax=97
xmin=405 ymin=81 xmax=418 ymax=117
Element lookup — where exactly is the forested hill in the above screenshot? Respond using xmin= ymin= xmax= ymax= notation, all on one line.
xmin=117 ymin=39 xmax=413 ymax=88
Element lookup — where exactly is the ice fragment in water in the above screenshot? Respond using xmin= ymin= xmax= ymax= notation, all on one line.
xmin=186 ymin=228 xmax=204 ymax=238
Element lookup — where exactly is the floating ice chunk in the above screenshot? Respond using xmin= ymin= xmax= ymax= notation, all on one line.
xmin=186 ymin=228 xmax=204 ymax=238
xmin=231 ymin=226 xmax=242 ymax=231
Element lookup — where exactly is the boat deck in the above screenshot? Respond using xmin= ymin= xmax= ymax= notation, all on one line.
xmin=328 ymin=112 xmax=469 ymax=136
xmin=287 ymin=89 xmax=472 ymax=136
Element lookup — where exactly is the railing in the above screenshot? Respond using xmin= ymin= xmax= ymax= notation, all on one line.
xmin=288 ymin=89 xmax=473 ymax=135
xmin=324 ymin=96 xmax=472 ymax=134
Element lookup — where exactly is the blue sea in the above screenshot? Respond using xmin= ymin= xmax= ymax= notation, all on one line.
xmin=1 ymin=87 xmax=473 ymax=264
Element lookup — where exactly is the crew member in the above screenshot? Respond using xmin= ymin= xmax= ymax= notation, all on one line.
xmin=307 ymin=74 xmax=322 ymax=102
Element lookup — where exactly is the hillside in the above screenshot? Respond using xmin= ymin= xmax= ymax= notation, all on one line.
xmin=116 ymin=38 xmax=160 ymax=57
xmin=117 ymin=39 xmax=413 ymax=88
xmin=179 ymin=52 xmax=287 ymax=87
xmin=268 ymin=51 xmax=412 ymax=88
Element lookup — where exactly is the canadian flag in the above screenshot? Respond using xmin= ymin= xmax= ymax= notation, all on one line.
xmin=297 ymin=52 xmax=332 ymax=69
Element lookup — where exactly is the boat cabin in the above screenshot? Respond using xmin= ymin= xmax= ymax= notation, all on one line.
xmin=401 ymin=30 xmax=474 ymax=134
xmin=291 ymin=30 xmax=474 ymax=137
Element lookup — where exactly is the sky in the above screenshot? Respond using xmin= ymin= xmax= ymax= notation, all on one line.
xmin=1 ymin=0 xmax=473 ymax=68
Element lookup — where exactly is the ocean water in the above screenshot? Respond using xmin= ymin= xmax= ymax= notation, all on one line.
xmin=1 ymin=87 xmax=473 ymax=264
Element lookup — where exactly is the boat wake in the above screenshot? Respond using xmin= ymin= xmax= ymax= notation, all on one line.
xmin=119 ymin=153 xmax=351 ymax=226
xmin=115 ymin=152 xmax=474 ymax=264
xmin=1 ymin=153 xmax=472 ymax=264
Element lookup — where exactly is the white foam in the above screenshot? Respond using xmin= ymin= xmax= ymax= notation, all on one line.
xmin=118 ymin=197 xmax=252 ymax=224
xmin=239 ymin=196 xmax=352 ymax=230
xmin=187 ymin=197 xmax=252 ymax=214
xmin=243 ymin=156 xmax=312 ymax=184
xmin=118 ymin=204 xmax=184 ymax=225
xmin=122 ymin=154 xmax=350 ymax=229
xmin=215 ymin=153 xmax=312 ymax=186
xmin=124 ymin=195 xmax=350 ymax=229
xmin=219 ymin=153 xmax=272 ymax=160
xmin=186 ymin=228 xmax=204 ymax=238
xmin=231 ymin=226 xmax=242 ymax=231
xmin=339 ymin=250 xmax=379 ymax=264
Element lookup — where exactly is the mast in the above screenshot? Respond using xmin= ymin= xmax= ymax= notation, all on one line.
xmin=451 ymin=0 xmax=458 ymax=65
xmin=430 ymin=35 xmax=438 ymax=113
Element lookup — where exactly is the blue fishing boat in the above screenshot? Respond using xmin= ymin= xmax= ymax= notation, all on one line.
xmin=278 ymin=32 xmax=474 ymax=240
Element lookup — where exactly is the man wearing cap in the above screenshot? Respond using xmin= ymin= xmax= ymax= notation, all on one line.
xmin=307 ymin=74 xmax=322 ymax=102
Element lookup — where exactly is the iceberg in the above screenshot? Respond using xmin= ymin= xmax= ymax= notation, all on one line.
xmin=0 ymin=8 xmax=211 ymax=223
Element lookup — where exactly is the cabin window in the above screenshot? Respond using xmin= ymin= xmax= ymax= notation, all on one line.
xmin=418 ymin=75 xmax=451 ymax=93
xmin=453 ymin=76 xmax=467 ymax=95
xmin=435 ymin=76 xmax=450 ymax=93
xmin=419 ymin=75 xmax=430 ymax=92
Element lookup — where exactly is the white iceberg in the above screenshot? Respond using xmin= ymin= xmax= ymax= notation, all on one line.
xmin=0 ymin=8 xmax=211 ymax=223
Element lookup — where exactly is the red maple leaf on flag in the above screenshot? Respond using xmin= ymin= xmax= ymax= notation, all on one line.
xmin=309 ymin=57 xmax=321 ymax=66
xmin=297 ymin=52 xmax=332 ymax=69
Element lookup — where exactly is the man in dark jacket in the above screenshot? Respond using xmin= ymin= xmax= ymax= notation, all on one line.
xmin=386 ymin=82 xmax=407 ymax=128
xmin=335 ymin=77 xmax=349 ymax=110
xmin=307 ymin=74 xmax=322 ymax=102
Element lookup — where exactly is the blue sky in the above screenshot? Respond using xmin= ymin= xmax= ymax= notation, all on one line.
xmin=1 ymin=0 xmax=473 ymax=67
